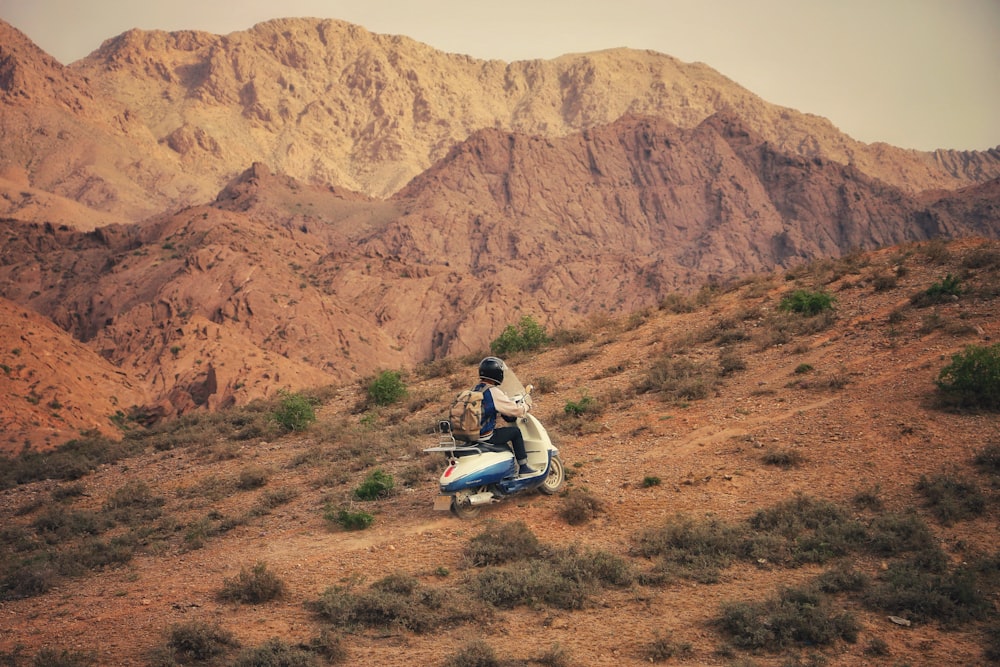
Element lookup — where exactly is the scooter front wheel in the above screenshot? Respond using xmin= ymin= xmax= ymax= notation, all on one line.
xmin=451 ymin=487 xmax=485 ymax=519
xmin=538 ymin=455 xmax=565 ymax=495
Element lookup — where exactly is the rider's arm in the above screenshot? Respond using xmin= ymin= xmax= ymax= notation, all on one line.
xmin=487 ymin=387 xmax=528 ymax=419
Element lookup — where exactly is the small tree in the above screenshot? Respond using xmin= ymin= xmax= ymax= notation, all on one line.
xmin=490 ymin=315 xmax=549 ymax=356
xmin=935 ymin=343 xmax=1000 ymax=410
xmin=272 ymin=390 xmax=316 ymax=432
xmin=367 ymin=370 xmax=408 ymax=406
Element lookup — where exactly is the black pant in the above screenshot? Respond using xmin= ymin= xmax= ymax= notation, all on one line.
xmin=488 ymin=426 xmax=526 ymax=461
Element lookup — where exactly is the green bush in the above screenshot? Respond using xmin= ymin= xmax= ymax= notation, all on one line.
xmin=935 ymin=343 xmax=1000 ymax=410
xmin=778 ymin=289 xmax=837 ymax=316
xmin=32 ymin=508 xmax=111 ymax=543
xmin=816 ymin=565 xmax=869 ymax=594
xmin=103 ymin=480 xmax=165 ymax=523
xmin=563 ymin=393 xmax=597 ymax=417
xmin=326 ymin=506 xmax=374 ymax=530
xmin=864 ymin=637 xmax=891 ymax=657
xmin=490 ymin=315 xmax=549 ymax=356
xmin=749 ymin=496 xmax=867 ymax=565
xmin=353 ymin=469 xmax=395 ymax=500
xmin=865 ymin=513 xmax=937 ymax=557
xmin=911 ymin=273 xmax=962 ymax=307
xmin=252 ymin=487 xmax=298 ymax=515
xmin=367 ymin=370 xmax=408 ymax=406
xmin=272 ymin=391 xmax=316 ymax=431
xmin=0 ymin=433 xmax=144 ymax=490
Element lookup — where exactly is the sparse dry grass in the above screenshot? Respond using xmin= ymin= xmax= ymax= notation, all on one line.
xmin=1 ymin=239 xmax=998 ymax=666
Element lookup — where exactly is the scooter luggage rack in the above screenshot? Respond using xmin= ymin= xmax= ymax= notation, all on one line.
xmin=423 ymin=420 xmax=483 ymax=453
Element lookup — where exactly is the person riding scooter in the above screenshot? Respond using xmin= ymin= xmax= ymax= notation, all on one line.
xmin=475 ymin=357 xmax=538 ymax=476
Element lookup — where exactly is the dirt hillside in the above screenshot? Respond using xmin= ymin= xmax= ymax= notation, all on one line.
xmin=1 ymin=238 xmax=997 ymax=666
xmin=3 ymin=116 xmax=997 ymax=449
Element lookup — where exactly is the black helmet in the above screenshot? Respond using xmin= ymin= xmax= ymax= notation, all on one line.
xmin=478 ymin=357 xmax=504 ymax=384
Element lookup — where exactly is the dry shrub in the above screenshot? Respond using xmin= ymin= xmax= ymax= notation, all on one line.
xmin=162 ymin=620 xmax=238 ymax=663
xmin=636 ymin=356 xmax=717 ymax=402
xmin=465 ymin=520 xmax=540 ymax=566
xmin=231 ymin=638 xmax=317 ymax=667
xmin=645 ymin=633 xmax=693 ymax=662
xmin=761 ymin=448 xmax=805 ymax=469
xmin=218 ymin=561 xmax=286 ymax=604
xmin=311 ymin=572 xmax=460 ymax=633
xmin=716 ymin=585 xmax=859 ymax=650
xmin=442 ymin=640 xmax=501 ymax=667
xmin=659 ymin=292 xmax=697 ymax=314
xmin=559 ymin=489 xmax=605 ymax=525
xmin=236 ymin=465 xmax=270 ymax=490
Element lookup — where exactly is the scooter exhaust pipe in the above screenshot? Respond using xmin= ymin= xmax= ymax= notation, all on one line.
xmin=468 ymin=491 xmax=495 ymax=505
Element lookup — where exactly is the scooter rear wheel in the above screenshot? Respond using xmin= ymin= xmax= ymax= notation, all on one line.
xmin=451 ymin=487 xmax=485 ymax=519
xmin=538 ymin=455 xmax=565 ymax=495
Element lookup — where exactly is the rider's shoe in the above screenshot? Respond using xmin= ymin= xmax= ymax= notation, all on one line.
xmin=518 ymin=464 xmax=537 ymax=476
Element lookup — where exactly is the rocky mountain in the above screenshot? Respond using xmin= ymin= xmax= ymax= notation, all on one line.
xmin=0 ymin=17 xmax=998 ymax=448
xmin=2 ymin=16 xmax=998 ymax=224
xmin=0 ymin=21 xmax=208 ymax=226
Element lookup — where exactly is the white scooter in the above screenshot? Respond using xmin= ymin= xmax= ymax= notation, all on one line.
xmin=424 ymin=365 xmax=566 ymax=518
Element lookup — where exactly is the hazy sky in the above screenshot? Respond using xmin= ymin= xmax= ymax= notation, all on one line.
xmin=2 ymin=0 xmax=998 ymax=151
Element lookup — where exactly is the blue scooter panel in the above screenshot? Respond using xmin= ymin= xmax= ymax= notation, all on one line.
xmin=440 ymin=451 xmax=517 ymax=493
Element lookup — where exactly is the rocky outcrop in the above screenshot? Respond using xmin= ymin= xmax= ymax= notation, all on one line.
xmin=0 ymin=297 xmax=147 ymax=453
